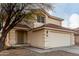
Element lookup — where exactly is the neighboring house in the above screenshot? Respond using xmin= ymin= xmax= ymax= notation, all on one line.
xmin=5 ymin=9 xmax=75 ymax=49
xmin=74 ymin=28 xmax=79 ymax=45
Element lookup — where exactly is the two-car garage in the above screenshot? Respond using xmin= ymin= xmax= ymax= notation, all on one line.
xmin=45 ymin=29 xmax=75 ymax=49
xmin=28 ymin=27 xmax=75 ymax=49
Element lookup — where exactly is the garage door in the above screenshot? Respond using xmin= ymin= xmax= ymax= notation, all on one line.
xmin=45 ymin=30 xmax=71 ymax=48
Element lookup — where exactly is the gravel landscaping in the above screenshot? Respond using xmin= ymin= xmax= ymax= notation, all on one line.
xmin=0 ymin=47 xmax=78 ymax=56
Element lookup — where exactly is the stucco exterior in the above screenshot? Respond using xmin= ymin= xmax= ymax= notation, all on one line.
xmin=27 ymin=29 xmax=45 ymax=48
xmin=33 ymin=15 xmax=62 ymax=28
xmin=5 ymin=29 xmax=16 ymax=46
xmin=2 ymin=9 xmax=76 ymax=49
xmin=5 ymin=29 xmax=28 ymax=46
xmin=33 ymin=22 xmax=44 ymax=28
xmin=27 ymin=28 xmax=75 ymax=49
xmin=45 ymin=17 xmax=61 ymax=26
xmin=75 ymin=35 xmax=79 ymax=45
xmin=33 ymin=10 xmax=62 ymax=28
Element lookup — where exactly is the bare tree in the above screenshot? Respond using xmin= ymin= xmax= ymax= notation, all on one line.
xmin=0 ymin=3 xmax=53 ymax=49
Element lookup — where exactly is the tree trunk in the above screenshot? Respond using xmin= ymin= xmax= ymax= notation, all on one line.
xmin=0 ymin=31 xmax=8 ymax=49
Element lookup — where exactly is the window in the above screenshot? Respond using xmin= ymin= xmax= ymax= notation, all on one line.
xmin=37 ymin=16 xmax=45 ymax=23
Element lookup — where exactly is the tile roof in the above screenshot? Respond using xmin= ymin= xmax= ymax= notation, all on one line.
xmin=15 ymin=24 xmax=31 ymax=28
xmin=15 ymin=23 xmax=74 ymax=32
xmin=32 ymin=9 xmax=64 ymax=21
xmin=44 ymin=24 xmax=73 ymax=31
xmin=40 ymin=9 xmax=64 ymax=21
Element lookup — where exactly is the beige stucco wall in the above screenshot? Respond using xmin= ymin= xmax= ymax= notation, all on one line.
xmin=27 ymin=29 xmax=75 ymax=49
xmin=5 ymin=29 xmax=28 ymax=46
xmin=45 ymin=17 xmax=61 ymax=26
xmin=27 ymin=29 xmax=45 ymax=48
xmin=24 ymin=32 xmax=28 ymax=44
xmin=33 ymin=22 xmax=44 ymax=28
xmin=5 ymin=29 xmax=17 ymax=46
xmin=4 ymin=28 xmax=75 ymax=49
xmin=33 ymin=14 xmax=45 ymax=28
xmin=44 ymin=29 xmax=75 ymax=49
xmin=70 ymin=33 xmax=75 ymax=45
xmin=75 ymin=35 xmax=79 ymax=44
xmin=33 ymin=14 xmax=62 ymax=28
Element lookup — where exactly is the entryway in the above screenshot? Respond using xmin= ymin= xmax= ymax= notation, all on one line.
xmin=15 ymin=30 xmax=29 ymax=47
xmin=17 ymin=30 xmax=25 ymax=44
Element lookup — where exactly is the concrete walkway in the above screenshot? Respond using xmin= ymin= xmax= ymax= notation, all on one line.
xmin=26 ymin=46 xmax=79 ymax=54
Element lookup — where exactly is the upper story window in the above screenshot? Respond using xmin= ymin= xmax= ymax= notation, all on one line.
xmin=37 ymin=16 xmax=45 ymax=23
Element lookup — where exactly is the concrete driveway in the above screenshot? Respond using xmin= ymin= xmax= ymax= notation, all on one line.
xmin=61 ymin=46 xmax=79 ymax=54
xmin=26 ymin=46 xmax=79 ymax=54
xmin=0 ymin=46 xmax=78 ymax=56
xmin=0 ymin=47 xmax=78 ymax=56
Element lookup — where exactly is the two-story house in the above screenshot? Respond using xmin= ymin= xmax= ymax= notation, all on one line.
xmin=5 ymin=9 xmax=75 ymax=49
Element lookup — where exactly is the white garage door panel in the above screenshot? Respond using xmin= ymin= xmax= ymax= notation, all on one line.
xmin=45 ymin=31 xmax=71 ymax=48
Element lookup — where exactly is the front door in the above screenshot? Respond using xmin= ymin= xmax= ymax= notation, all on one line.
xmin=16 ymin=30 xmax=25 ymax=44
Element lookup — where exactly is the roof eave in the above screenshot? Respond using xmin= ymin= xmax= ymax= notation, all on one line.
xmin=43 ymin=27 xmax=75 ymax=33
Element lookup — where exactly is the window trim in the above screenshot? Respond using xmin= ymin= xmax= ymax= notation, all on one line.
xmin=37 ymin=16 xmax=45 ymax=23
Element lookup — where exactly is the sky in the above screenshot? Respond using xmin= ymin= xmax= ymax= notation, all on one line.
xmin=51 ymin=3 xmax=79 ymax=29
